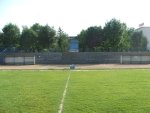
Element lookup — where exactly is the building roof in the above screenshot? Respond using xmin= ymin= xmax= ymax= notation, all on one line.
xmin=136 ymin=26 xmax=150 ymax=30
xmin=69 ymin=36 xmax=77 ymax=39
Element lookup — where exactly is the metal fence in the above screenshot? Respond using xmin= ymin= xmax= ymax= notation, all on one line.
xmin=121 ymin=55 xmax=150 ymax=64
xmin=0 ymin=52 xmax=150 ymax=64
xmin=4 ymin=56 xmax=35 ymax=65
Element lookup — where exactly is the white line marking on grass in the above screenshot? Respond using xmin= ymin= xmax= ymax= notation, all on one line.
xmin=74 ymin=69 xmax=129 ymax=71
xmin=58 ymin=71 xmax=71 ymax=113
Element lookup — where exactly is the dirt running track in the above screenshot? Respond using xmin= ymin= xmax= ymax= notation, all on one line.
xmin=1 ymin=64 xmax=150 ymax=70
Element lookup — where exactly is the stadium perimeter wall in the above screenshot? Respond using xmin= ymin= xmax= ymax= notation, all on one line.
xmin=1 ymin=52 xmax=150 ymax=64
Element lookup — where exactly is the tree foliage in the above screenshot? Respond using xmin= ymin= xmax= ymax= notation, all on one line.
xmin=78 ymin=30 xmax=87 ymax=51
xmin=38 ymin=25 xmax=56 ymax=50
xmin=130 ymin=31 xmax=147 ymax=51
xmin=0 ymin=23 xmax=70 ymax=52
xmin=20 ymin=27 xmax=38 ymax=52
xmin=2 ymin=23 xmax=20 ymax=48
xmin=0 ymin=32 xmax=4 ymax=48
xmin=57 ymin=28 xmax=69 ymax=52
xmin=0 ymin=19 xmax=149 ymax=52
xmin=103 ymin=19 xmax=129 ymax=51
xmin=78 ymin=19 xmax=130 ymax=52
xmin=78 ymin=26 xmax=103 ymax=51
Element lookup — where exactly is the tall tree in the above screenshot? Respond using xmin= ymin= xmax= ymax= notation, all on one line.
xmin=30 ymin=23 xmax=42 ymax=51
xmin=86 ymin=26 xmax=103 ymax=51
xmin=57 ymin=28 xmax=69 ymax=52
xmin=78 ymin=30 xmax=87 ymax=51
xmin=117 ymin=23 xmax=130 ymax=51
xmin=31 ymin=23 xmax=42 ymax=33
xmin=103 ymin=19 xmax=129 ymax=51
xmin=78 ymin=26 xmax=103 ymax=51
xmin=38 ymin=25 xmax=56 ymax=50
xmin=20 ymin=27 xmax=38 ymax=52
xmin=0 ymin=32 xmax=4 ymax=48
xmin=2 ymin=23 xmax=20 ymax=48
xmin=130 ymin=31 xmax=147 ymax=51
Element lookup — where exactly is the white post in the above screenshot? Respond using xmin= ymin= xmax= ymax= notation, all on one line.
xmin=120 ymin=55 xmax=122 ymax=64
xmin=33 ymin=56 xmax=35 ymax=65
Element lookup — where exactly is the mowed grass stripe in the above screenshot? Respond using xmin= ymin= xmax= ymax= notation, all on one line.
xmin=64 ymin=70 xmax=150 ymax=113
xmin=0 ymin=70 xmax=68 ymax=113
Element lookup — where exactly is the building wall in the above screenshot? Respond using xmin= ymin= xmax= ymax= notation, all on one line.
xmin=69 ymin=38 xmax=79 ymax=52
xmin=137 ymin=27 xmax=150 ymax=50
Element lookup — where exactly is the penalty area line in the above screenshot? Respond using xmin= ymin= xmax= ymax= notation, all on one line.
xmin=58 ymin=71 xmax=71 ymax=113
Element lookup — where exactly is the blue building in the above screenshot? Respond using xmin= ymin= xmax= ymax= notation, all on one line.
xmin=69 ymin=36 xmax=79 ymax=52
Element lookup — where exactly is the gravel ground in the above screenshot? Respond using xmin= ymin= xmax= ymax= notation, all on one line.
xmin=1 ymin=64 xmax=150 ymax=70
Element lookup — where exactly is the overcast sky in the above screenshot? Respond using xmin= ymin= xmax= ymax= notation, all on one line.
xmin=0 ymin=0 xmax=150 ymax=36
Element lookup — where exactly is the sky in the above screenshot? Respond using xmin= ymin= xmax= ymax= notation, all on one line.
xmin=0 ymin=0 xmax=150 ymax=36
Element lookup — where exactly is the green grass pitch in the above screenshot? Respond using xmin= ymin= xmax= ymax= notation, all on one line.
xmin=1 ymin=70 xmax=150 ymax=113
xmin=0 ymin=70 xmax=68 ymax=113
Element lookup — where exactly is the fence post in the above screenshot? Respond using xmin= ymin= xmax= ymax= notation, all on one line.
xmin=33 ymin=56 xmax=35 ymax=65
xmin=120 ymin=55 xmax=122 ymax=64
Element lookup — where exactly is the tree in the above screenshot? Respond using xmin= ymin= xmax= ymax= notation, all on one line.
xmin=103 ymin=19 xmax=129 ymax=51
xmin=38 ymin=25 xmax=56 ymax=50
xmin=2 ymin=23 xmax=20 ymax=48
xmin=57 ymin=28 xmax=69 ymax=52
xmin=20 ymin=27 xmax=38 ymax=52
xmin=0 ymin=32 xmax=4 ymax=48
xmin=117 ymin=23 xmax=130 ymax=51
xmin=86 ymin=26 xmax=103 ymax=51
xmin=130 ymin=31 xmax=147 ymax=51
xmin=78 ymin=26 xmax=103 ymax=51
xmin=30 ymin=23 xmax=42 ymax=51
xmin=31 ymin=23 xmax=42 ymax=33
xmin=78 ymin=30 xmax=87 ymax=51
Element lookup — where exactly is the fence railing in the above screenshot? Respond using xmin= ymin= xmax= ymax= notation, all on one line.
xmin=4 ymin=56 xmax=35 ymax=65
xmin=0 ymin=52 xmax=150 ymax=64
xmin=121 ymin=55 xmax=150 ymax=64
